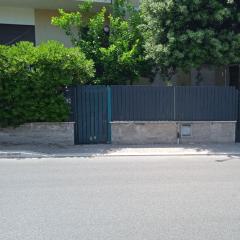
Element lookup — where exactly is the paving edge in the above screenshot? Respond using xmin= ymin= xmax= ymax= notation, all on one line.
xmin=1 ymin=153 xmax=240 ymax=159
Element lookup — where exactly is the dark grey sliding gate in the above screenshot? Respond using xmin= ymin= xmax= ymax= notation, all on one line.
xmin=73 ymin=86 xmax=111 ymax=144
xmin=175 ymin=87 xmax=238 ymax=121
xmin=111 ymin=86 xmax=238 ymax=121
xmin=111 ymin=86 xmax=174 ymax=121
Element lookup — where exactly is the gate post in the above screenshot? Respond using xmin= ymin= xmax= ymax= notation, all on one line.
xmin=72 ymin=86 xmax=79 ymax=145
xmin=173 ymin=86 xmax=176 ymax=121
xmin=107 ymin=86 xmax=112 ymax=143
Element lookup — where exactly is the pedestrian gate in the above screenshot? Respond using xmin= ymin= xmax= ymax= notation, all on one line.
xmin=73 ymin=86 xmax=111 ymax=144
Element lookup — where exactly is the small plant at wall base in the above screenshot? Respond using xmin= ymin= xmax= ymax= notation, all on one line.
xmin=140 ymin=0 xmax=240 ymax=80
xmin=52 ymin=0 xmax=155 ymax=85
xmin=0 ymin=41 xmax=94 ymax=127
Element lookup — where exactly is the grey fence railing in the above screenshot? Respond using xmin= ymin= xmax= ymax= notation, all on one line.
xmin=111 ymin=86 xmax=238 ymax=121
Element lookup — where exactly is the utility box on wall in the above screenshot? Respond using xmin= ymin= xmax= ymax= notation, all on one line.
xmin=180 ymin=124 xmax=192 ymax=137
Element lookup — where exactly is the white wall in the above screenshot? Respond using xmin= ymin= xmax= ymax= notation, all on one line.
xmin=35 ymin=9 xmax=72 ymax=47
xmin=0 ymin=7 xmax=35 ymax=25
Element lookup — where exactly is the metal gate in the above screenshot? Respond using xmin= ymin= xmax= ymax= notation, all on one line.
xmin=73 ymin=85 xmax=111 ymax=144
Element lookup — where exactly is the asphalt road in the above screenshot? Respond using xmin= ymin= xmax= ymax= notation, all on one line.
xmin=0 ymin=155 xmax=240 ymax=240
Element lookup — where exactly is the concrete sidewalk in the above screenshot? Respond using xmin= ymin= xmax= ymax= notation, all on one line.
xmin=0 ymin=143 xmax=240 ymax=158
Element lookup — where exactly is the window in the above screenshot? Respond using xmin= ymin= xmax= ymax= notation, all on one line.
xmin=0 ymin=24 xmax=35 ymax=45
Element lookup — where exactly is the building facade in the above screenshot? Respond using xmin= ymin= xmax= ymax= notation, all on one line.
xmin=0 ymin=0 xmax=111 ymax=46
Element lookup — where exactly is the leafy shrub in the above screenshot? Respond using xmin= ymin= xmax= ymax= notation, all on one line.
xmin=0 ymin=41 xmax=94 ymax=127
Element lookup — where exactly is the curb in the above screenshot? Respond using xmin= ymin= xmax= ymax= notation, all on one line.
xmin=1 ymin=152 xmax=240 ymax=159
xmin=0 ymin=153 xmax=49 ymax=159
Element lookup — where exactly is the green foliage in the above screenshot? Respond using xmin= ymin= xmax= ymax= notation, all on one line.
xmin=141 ymin=0 xmax=240 ymax=78
xmin=0 ymin=41 xmax=94 ymax=127
xmin=52 ymin=0 xmax=154 ymax=85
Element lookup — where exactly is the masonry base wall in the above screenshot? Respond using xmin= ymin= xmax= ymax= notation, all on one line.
xmin=111 ymin=121 xmax=236 ymax=144
xmin=0 ymin=122 xmax=74 ymax=145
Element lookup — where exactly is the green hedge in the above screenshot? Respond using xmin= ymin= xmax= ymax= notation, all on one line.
xmin=0 ymin=41 xmax=94 ymax=127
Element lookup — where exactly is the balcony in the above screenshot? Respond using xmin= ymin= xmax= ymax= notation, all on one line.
xmin=0 ymin=0 xmax=112 ymax=10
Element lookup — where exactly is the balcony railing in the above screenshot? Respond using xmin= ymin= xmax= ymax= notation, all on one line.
xmin=0 ymin=0 xmax=112 ymax=10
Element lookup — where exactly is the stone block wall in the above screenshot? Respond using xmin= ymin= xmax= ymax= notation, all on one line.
xmin=111 ymin=122 xmax=177 ymax=144
xmin=111 ymin=121 xmax=236 ymax=144
xmin=0 ymin=122 xmax=74 ymax=145
xmin=0 ymin=121 xmax=236 ymax=146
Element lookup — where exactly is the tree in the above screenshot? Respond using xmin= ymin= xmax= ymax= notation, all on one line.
xmin=141 ymin=0 xmax=240 ymax=79
xmin=52 ymin=0 xmax=154 ymax=85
